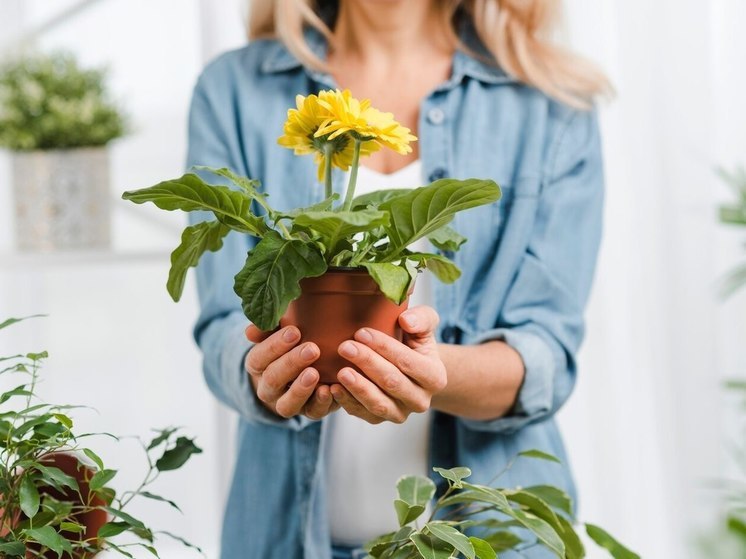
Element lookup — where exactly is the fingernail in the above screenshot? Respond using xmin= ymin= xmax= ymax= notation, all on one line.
xmin=339 ymin=342 xmax=358 ymax=358
xmin=402 ymin=312 xmax=418 ymax=328
xmin=339 ymin=369 xmax=356 ymax=384
xmin=301 ymin=344 xmax=317 ymax=360
xmin=356 ymin=328 xmax=373 ymax=344
xmin=318 ymin=390 xmax=331 ymax=403
xmin=301 ymin=369 xmax=317 ymax=387
xmin=283 ymin=327 xmax=299 ymax=342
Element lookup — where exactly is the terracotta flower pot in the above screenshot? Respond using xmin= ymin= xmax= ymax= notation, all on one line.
xmin=0 ymin=452 xmax=108 ymax=558
xmin=280 ymin=268 xmax=411 ymax=384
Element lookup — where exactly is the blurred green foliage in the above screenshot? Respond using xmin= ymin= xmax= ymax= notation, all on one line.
xmin=0 ymin=52 xmax=126 ymax=151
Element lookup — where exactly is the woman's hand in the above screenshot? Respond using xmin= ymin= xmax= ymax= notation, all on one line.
xmin=330 ymin=306 xmax=447 ymax=424
xmin=245 ymin=325 xmax=340 ymax=420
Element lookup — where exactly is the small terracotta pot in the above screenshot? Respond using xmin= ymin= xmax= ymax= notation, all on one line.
xmin=280 ymin=268 xmax=410 ymax=384
xmin=0 ymin=452 xmax=108 ymax=558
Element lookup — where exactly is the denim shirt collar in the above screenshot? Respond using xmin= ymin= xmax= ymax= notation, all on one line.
xmin=259 ymin=19 xmax=518 ymax=89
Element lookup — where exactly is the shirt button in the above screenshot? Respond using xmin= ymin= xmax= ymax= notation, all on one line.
xmin=427 ymin=107 xmax=445 ymax=125
xmin=429 ymin=168 xmax=448 ymax=182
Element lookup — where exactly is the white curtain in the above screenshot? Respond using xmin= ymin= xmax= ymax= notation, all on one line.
xmin=558 ymin=0 xmax=746 ymax=557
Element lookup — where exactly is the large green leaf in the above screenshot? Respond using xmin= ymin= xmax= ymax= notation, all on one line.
xmin=426 ymin=522 xmax=475 ymax=559
xmin=0 ymin=315 xmax=45 ymax=331
xmin=410 ymin=533 xmax=454 ymax=559
xmin=233 ymin=230 xmax=328 ymax=330
xmin=0 ymin=541 xmax=25 ymax=556
xmin=405 ymin=253 xmax=462 ymax=283
xmin=433 ymin=466 xmax=472 ymax=489
xmin=556 ymin=515 xmax=586 ymax=559
xmin=19 ymin=475 xmax=40 ymax=518
xmin=294 ymin=209 xmax=390 ymax=256
xmin=89 ymin=469 xmax=117 ymax=491
xmin=585 ymin=524 xmax=640 ymax=559
xmin=506 ymin=490 xmax=575 ymax=557
xmin=167 ymin=220 xmax=230 ymax=301
xmin=523 ymin=485 xmax=573 ymax=517
xmin=351 ymin=188 xmax=412 ymax=210
xmin=469 ymin=537 xmax=497 ymax=559
xmin=482 ymin=530 xmax=523 ymax=552
xmin=379 ymin=178 xmax=501 ymax=259
xmin=23 ymin=526 xmax=72 ymax=555
xmin=122 ymin=173 xmax=267 ymax=236
xmin=362 ymin=262 xmax=414 ymax=305
xmin=397 ymin=476 xmax=436 ymax=508
xmin=35 ymin=464 xmax=79 ymax=492
xmin=155 ymin=436 xmax=202 ymax=472
xmin=394 ymin=500 xmax=426 ymax=527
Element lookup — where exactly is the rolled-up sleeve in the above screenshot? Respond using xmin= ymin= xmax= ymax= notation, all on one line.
xmin=461 ymin=108 xmax=604 ymax=434
xmin=186 ymin=65 xmax=309 ymax=430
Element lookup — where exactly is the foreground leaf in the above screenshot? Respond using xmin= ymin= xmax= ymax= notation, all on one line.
xmin=518 ymin=449 xmax=562 ymax=464
xmin=233 ymin=230 xmax=327 ymax=330
xmin=469 ymin=537 xmax=497 ymax=559
xmin=380 ymin=178 xmax=501 ymax=259
xmin=19 ymin=475 xmax=40 ymax=518
xmin=397 ymin=476 xmax=436 ymax=508
xmin=362 ymin=262 xmax=414 ymax=305
xmin=410 ymin=533 xmax=454 ymax=559
xmin=585 ymin=524 xmax=640 ymax=559
xmin=155 ymin=436 xmax=202 ymax=472
xmin=426 ymin=522 xmax=475 ymax=559
xmin=394 ymin=500 xmax=426 ymax=527
xmin=432 ymin=467 xmax=471 ymax=489
xmin=0 ymin=541 xmax=25 ymax=556
xmin=23 ymin=526 xmax=72 ymax=555
xmin=167 ymin=220 xmax=230 ymax=301
xmin=427 ymin=225 xmax=466 ymax=253
xmin=294 ymin=209 xmax=389 ymax=256
xmin=405 ymin=253 xmax=461 ymax=283
xmin=523 ymin=485 xmax=573 ymax=517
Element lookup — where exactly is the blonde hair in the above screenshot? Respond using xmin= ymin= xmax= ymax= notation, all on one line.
xmin=248 ymin=0 xmax=611 ymax=110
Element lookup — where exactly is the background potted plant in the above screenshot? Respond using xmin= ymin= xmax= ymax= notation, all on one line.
xmin=365 ymin=451 xmax=639 ymax=559
xmin=0 ymin=52 xmax=126 ymax=252
xmin=0 ymin=315 xmax=202 ymax=558
xmin=122 ymin=89 xmax=501 ymax=382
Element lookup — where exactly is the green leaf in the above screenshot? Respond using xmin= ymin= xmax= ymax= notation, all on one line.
xmin=0 ymin=384 xmax=33 ymax=404
xmin=351 ymin=188 xmax=412 ymax=210
xmin=397 ymin=475 xmax=436 ymax=508
xmin=167 ymin=220 xmax=231 ymax=301
xmin=139 ymin=491 xmax=182 ymax=513
xmin=410 ymin=533 xmax=454 ymax=559
xmin=52 ymin=413 xmax=72 ymax=429
xmin=35 ymin=464 xmax=79 ymax=492
xmin=719 ymin=261 xmax=746 ymax=298
xmin=518 ymin=449 xmax=562 ymax=464
xmin=585 ymin=524 xmax=640 ymax=559
xmin=405 ymin=253 xmax=462 ymax=283
xmin=394 ymin=500 xmax=426 ymax=527
xmin=20 ymin=475 xmax=40 ymax=518
xmin=193 ymin=166 xmax=263 ymax=199
xmin=233 ymin=230 xmax=328 ymax=331
xmin=294 ymin=209 xmax=390 ymax=256
xmin=98 ymin=521 xmax=130 ymax=538
xmin=277 ymin=193 xmax=340 ymax=218
xmin=155 ymin=436 xmax=202 ymax=472
xmin=379 ymin=178 xmax=501 ymax=259
xmin=506 ymin=490 xmax=574 ymax=556
xmin=362 ymin=262 xmax=414 ymax=305
xmin=107 ymin=542 xmax=135 ymax=557
xmin=0 ymin=315 xmax=45 ymax=331
xmin=426 ymin=522 xmax=475 ymax=559
xmin=482 ymin=530 xmax=523 ymax=552
xmin=122 ymin=173 xmax=268 ymax=236
xmin=89 ymin=469 xmax=117 ymax=491
xmin=427 ymin=225 xmax=467 ymax=253
xmin=59 ymin=521 xmax=85 ymax=533
xmin=82 ymin=448 xmax=105 ymax=470
xmin=0 ymin=541 xmax=26 ymax=556
xmin=556 ymin=515 xmax=586 ymax=559
xmin=432 ymin=467 xmax=472 ymax=489
xmin=469 ymin=537 xmax=497 ymax=559
xmin=158 ymin=530 xmax=204 ymax=554
xmin=147 ymin=427 xmax=178 ymax=450
xmin=510 ymin=508 xmax=565 ymax=557
xmin=523 ymin=485 xmax=573 ymax=517
xmin=23 ymin=526 xmax=72 ymax=555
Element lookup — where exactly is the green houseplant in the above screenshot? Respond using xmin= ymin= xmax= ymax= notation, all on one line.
xmin=364 ymin=451 xmax=639 ymax=559
xmin=0 ymin=52 xmax=126 ymax=251
xmin=122 ymin=89 xmax=501 ymax=382
xmin=0 ymin=316 xmax=202 ymax=558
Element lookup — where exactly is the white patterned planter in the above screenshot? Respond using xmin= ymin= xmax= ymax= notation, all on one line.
xmin=12 ymin=147 xmax=111 ymax=251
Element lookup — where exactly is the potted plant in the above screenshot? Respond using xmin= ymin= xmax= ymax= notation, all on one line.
xmin=0 ymin=316 xmax=202 ymax=558
xmin=122 ymin=89 xmax=501 ymax=382
xmin=0 ymin=52 xmax=126 ymax=252
xmin=365 ymin=451 xmax=639 ymax=559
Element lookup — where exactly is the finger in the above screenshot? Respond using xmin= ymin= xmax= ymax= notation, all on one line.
xmin=350 ymin=329 xmax=445 ymax=393
xmin=338 ymin=339 xmax=429 ymax=411
xmin=259 ymin=341 xmax=320 ymax=402
xmin=399 ymin=306 xmax=440 ymax=341
xmin=245 ymin=324 xmax=274 ymax=344
xmin=245 ymin=326 xmax=302 ymax=376
xmin=336 ymin=368 xmax=407 ymax=423
xmin=303 ymin=385 xmax=336 ymax=420
xmin=273 ymin=368 xmax=319 ymax=419
xmin=330 ymin=383 xmax=383 ymax=424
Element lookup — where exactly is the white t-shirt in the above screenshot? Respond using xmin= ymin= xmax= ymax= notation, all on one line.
xmin=326 ymin=160 xmax=434 ymax=546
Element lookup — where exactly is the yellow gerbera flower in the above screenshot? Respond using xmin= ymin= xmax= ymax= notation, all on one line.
xmin=315 ymin=89 xmax=417 ymax=155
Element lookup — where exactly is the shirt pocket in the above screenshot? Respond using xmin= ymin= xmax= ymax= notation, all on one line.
xmin=491 ymin=175 xmax=541 ymax=231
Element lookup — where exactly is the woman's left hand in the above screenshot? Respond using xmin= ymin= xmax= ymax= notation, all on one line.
xmin=330 ymin=306 xmax=447 ymax=424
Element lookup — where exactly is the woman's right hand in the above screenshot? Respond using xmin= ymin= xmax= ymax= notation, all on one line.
xmin=245 ymin=325 xmax=339 ymax=420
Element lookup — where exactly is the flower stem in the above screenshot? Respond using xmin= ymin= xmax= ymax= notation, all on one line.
xmin=324 ymin=143 xmax=333 ymax=200
xmin=343 ymin=139 xmax=362 ymax=211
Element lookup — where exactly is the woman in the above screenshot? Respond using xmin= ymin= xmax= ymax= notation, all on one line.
xmin=186 ymin=1 xmax=609 ymax=558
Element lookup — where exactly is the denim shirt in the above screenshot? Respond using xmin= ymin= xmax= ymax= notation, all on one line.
xmin=185 ymin=26 xmax=604 ymax=559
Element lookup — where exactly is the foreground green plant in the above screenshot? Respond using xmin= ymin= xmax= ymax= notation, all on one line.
xmin=0 ymin=52 xmax=126 ymax=151
xmin=0 ymin=316 xmax=202 ymax=557
xmin=365 ymin=452 xmax=639 ymax=559
xmin=122 ymin=89 xmax=500 ymax=331
xmin=718 ymin=166 xmax=746 ymax=297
